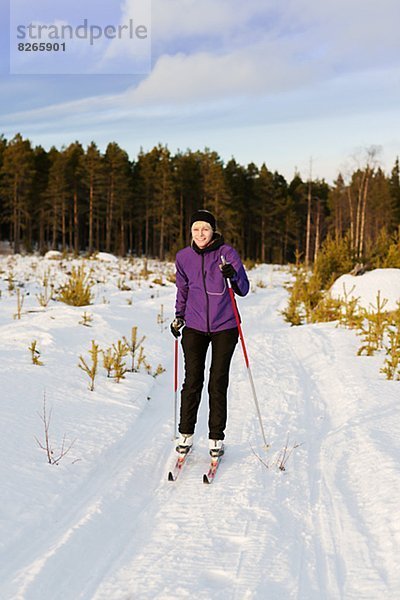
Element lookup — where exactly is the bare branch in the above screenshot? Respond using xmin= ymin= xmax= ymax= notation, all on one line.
xmin=35 ymin=393 xmax=77 ymax=465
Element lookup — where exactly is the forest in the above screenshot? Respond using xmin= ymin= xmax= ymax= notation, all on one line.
xmin=0 ymin=133 xmax=399 ymax=264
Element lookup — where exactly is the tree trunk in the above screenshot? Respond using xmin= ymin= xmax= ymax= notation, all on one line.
xmin=359 ymin=168 xmax=371 ymax=257
xmin=314 ymin=200 xmax=321 ymax=263
xmin=305 ymin=180 xmax=312 ymax=267
xmin=347 ymin=187 xmax=354 ymax=251
xmin=89 ymin=178 xmax=94 ymax=253
xmin=73 ymin=189 xmax=79 ymax=255
xmin=13 ymin=182 xmax=20 ymax=253
xmin=261 ymin=216 xmax=265 ymax=263
xmin=106 ymin=176 xmax=114 ymax=252
xmin=61 ymin=199 xmax=66 ymax=251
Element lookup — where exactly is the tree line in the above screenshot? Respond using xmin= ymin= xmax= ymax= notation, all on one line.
xmin=0 ymin=133 xmax=399 ymax=263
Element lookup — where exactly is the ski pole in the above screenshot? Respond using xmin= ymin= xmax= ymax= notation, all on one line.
xmin=221 ymin=256 xmax=269 ymax=449
xmin=173 ymin=338 xmax=179 ymax=440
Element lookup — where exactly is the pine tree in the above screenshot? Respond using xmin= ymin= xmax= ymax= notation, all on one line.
xmin=0 ymin=134 xmax=35 ymax=253
xmin=104 ymin=142 xmax=133 ymax=254
xmin=30 ymin=145 xmax=51 ymax=254
xmin=328 ymin=173 xmax=347 ymax=240
xmin=153 ymin=145 xmax=178 ymax=260
xmin=199 ymin=149 xmax=235 ymax=238
xmin=46 ymin=148 xmax=69 ymax=251
xmin=389 ymin=158 xmax=400 ymax=226
xmin=224 ymin=159 xmax=250 ymax=256
xmin=65 ymin=142 xmax=85 ymax=255
xmin=0 ymin=135 xmax=7 ymax=243
xmin=132 ymin=148 xmax=159 ymax=256
xmin=81 ymin=142 xmax=106 ymax=254
xmin=288 ymin=173 xmax=308 ymax=259
xmin=253 ymin=164 xmax=275 ymax=263
xmin=173 ymin=151 xmax=203 ymax=248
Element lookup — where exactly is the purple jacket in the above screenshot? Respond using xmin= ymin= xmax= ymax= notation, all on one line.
xmin=175 ymin=235 xmax=249 ymax=333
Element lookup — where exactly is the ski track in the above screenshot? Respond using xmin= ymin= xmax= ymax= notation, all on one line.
xmin=1 ymin=266 xmax=400 ymax=599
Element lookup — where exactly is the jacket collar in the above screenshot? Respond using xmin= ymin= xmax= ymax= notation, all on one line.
xmin=191 ymin=232 xmax=224 ymax=254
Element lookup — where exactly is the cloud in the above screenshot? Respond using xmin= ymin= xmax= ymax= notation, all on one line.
xmin=1 ymin=32 xmax=318 ymax=123
xmin=145 ymin=0 xmax=400 ymax=73
xmin=280 ymin=0 xmax=400 ymax=64
xmin=128 ymin=42 xmax=315 ymax=106
xmin=1 ymin=0 xmax=399 ymax=174
xmin=142 ymin=0 xmax=272 ymax=40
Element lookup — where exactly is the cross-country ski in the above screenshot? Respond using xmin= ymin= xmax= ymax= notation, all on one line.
xmin=167 ymin=450 xmax=191 ymax=481
xmin=203 ymin=456 xmax=222 ymax=484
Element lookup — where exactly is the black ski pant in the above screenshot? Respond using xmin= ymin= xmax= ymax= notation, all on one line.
xmin=179 ymin=327 xmax=239 ymax=440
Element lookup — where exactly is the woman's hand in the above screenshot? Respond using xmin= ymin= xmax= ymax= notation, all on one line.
xmin=170 ymin=317 xmax=185 ymax=338
xmin=220 ymin=262 xmax=236 ymax=279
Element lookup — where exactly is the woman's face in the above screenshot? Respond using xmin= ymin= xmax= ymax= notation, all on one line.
xmin=191 ymin=221 xmax=213 ymax=249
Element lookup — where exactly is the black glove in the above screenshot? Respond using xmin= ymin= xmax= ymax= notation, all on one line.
xmin=220 ymin=262 xmax=236 ymax=280
xmin=170 ymin=317 xmax=185 ymax=338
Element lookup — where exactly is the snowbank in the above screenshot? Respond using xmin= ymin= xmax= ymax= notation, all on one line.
xmin=96 ymin=252 xmax=119 ymax=263
xmin=44 ymin=250 xmax=63 ymax=260
xmin=330 ymin=268 xmax=400 ymax=311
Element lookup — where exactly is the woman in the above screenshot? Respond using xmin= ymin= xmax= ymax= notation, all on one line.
xmin=170 ymin=209 xmax=250 ymax=458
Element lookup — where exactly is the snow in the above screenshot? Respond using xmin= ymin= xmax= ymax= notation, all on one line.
xmin=330 ymin=268 xmax=400 ymax=311
xmin=1 ymin=257 xmax=400 ymax=600
xmin=95 ymin=252 xmax=119 ymax=263
xmin=44 ymin=250 xmax=63 ymax=260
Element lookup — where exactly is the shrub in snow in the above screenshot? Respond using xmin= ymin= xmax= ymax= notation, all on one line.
xmin=123 ymin=326 xmax=146 ymax=372
xmin=110 ymin=340 xmax=130 ymax=383
xmin=381 ymin=327 xmax=400 ymax=380
xmin=13 ymin=288 xmax=24 ymax=319
xmin=78 ymin=340 xmax=100 ymax=391
xmin=282 ymin=267 xmax=326 ymax=325
xmin=313 ymin=234 xmax=354 ymax=289
xmin=7 ymin=269 xmax=15 ymax=292
xmin=58 ymin=266 xmax=94 ymax=306
xmin=139 ymin=258 xmax=152 ymax=279
xmin=98 ymin=328 xmax=164 ymax=383
xmin=357 ymin=292 xmax=389 ymax=356
xmin=29 ymin=340 xmax=43 ymax=366
xmin=102 ymin=347 xmax=114 ymax=378
xmin=79 ymin=311 xmax=93 ymax=327
xmin=157 ymin=304 xmax=166 ymax=330
xmin=36 ymin=273 xmax=55 ymax=307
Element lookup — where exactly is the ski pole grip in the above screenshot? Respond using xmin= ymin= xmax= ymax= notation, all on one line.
xmin=220 ymin=255 xmax=232 ymax=288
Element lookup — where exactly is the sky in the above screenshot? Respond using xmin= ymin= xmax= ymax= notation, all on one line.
xmin=1 ymin=0 xmax=399 ymax=183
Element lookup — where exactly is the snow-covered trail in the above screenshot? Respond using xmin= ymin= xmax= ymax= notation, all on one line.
xmin=1 ymin=261 xmax=400 ymax=600
xmin=90 ymin=277 xmax=400 ymax=600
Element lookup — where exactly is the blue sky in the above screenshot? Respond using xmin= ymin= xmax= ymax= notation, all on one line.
xmin=1 ymin=0 xmax=399 ymax=182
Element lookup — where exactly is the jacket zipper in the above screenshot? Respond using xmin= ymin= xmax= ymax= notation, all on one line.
xmin=201 ymin=254 xmax=211 ymax=333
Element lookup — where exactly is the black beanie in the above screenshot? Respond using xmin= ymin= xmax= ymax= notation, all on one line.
xmin=190 ymin=209 xmax=216 ymax=231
